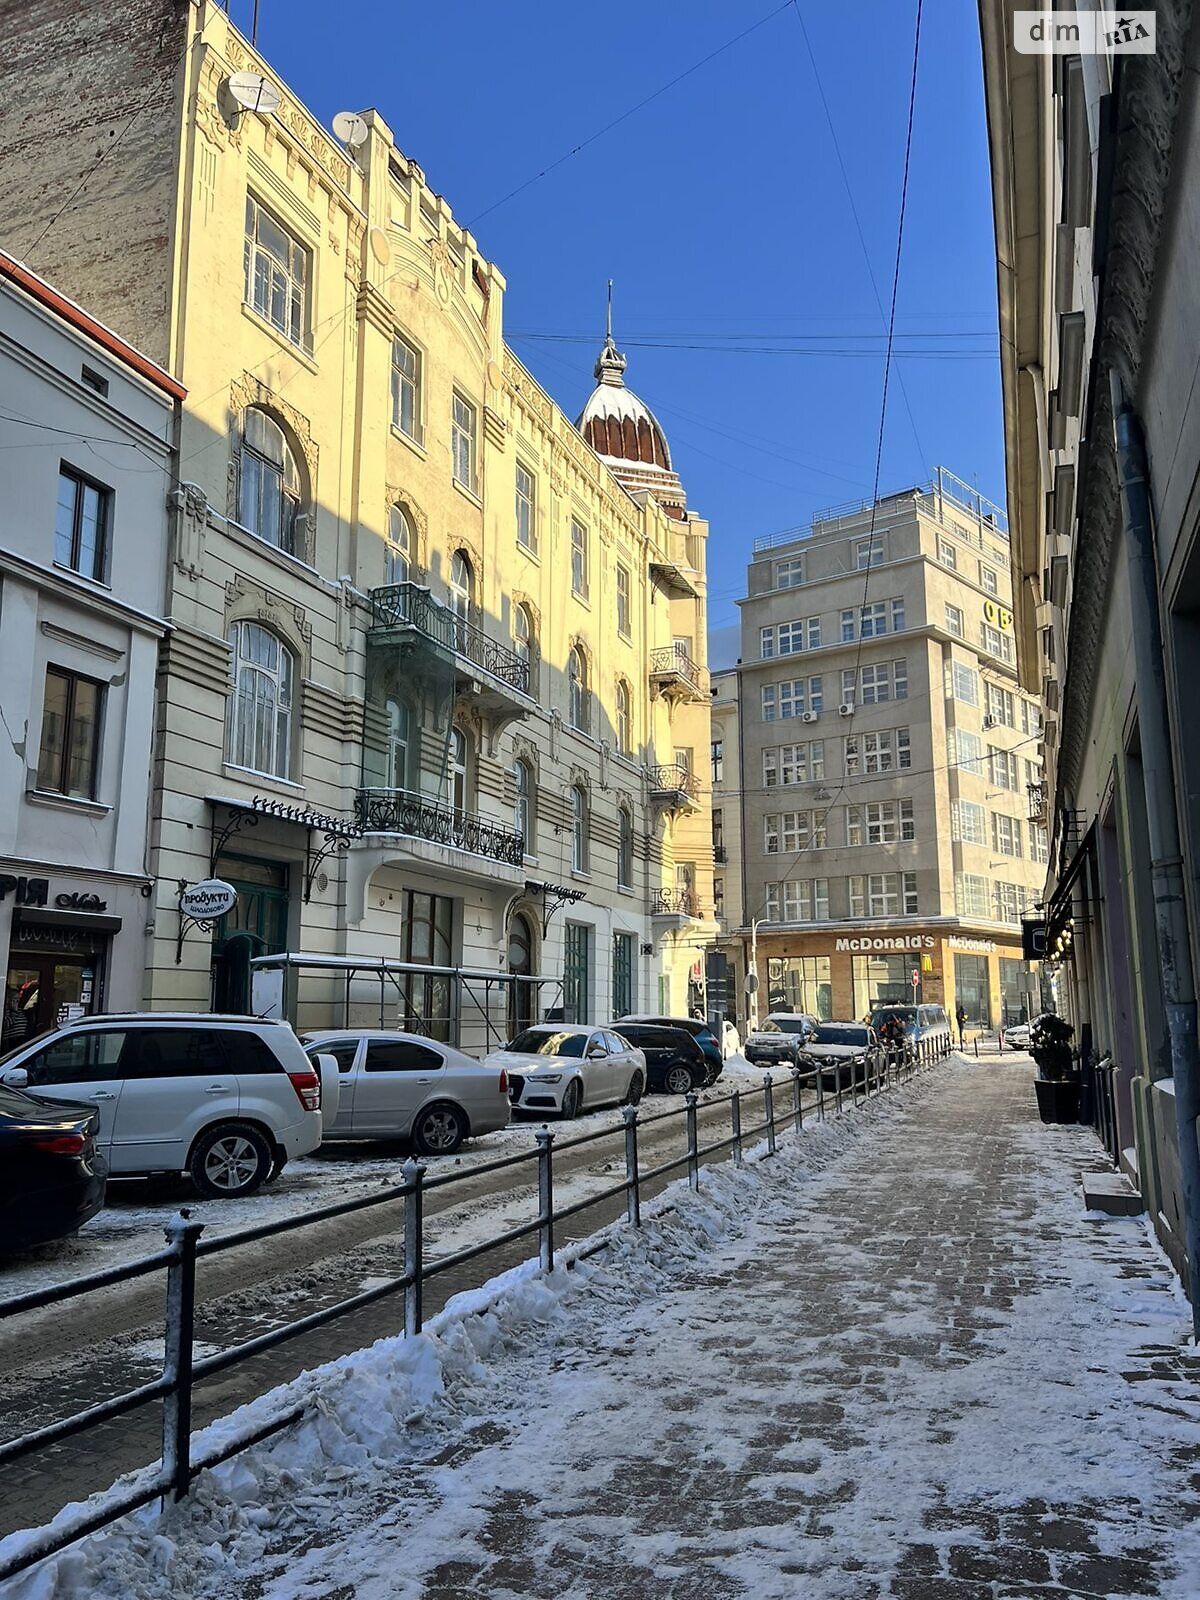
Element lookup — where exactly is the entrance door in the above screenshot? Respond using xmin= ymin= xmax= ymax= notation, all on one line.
xmin=508 ymin=912 xmax=536 ymax=1038
xmin=3 ymin=954 xmax=99 ymax=1047
xmin=212 ymin=855 xmax=291 ymax=1013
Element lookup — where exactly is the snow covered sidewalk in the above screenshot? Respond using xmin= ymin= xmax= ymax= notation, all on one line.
xmin=7 ymin=1059 xmax=1200 ymax=1599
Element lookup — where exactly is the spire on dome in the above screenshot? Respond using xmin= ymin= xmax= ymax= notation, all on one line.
xmin=594 ymin=278 xmax=627 ymax=386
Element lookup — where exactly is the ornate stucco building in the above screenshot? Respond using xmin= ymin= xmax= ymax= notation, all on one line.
xmin=0 ymin=1 xmax=715 ymax=1046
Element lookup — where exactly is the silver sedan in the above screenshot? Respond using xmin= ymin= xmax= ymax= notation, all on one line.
xmin=302 ymin=1030 xmax=510 ymax=1154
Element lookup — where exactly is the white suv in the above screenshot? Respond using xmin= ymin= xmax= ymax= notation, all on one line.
xmin=0 ymin=1015 xmax=331 ymax=1198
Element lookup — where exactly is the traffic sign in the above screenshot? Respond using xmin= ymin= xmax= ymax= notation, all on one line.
xmin=744 ymin=972 xmax=759 ymax=994
xmin=911 ymin=969 xmax=919 ymax=991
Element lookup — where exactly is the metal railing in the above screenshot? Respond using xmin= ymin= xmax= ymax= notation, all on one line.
xmin=355 ymin=786 xmax=525 ymax=866
xmin=649 ymin=643 xmax=704 ymax=698
xmin=0 ymin=1035 xmax=952 ymax=1584
xmin=1027 ymin=781 xmax=1047 ymax=823
xmin=370 ymin=581 xmax=530 ymax=695
xmin=651 ymin=886 xmax=699 ymax=918
xmin=647 ymin=762 xmax=701 ymax=801
xmin=1091 ymin=1051 xmax=1120 ymax=1165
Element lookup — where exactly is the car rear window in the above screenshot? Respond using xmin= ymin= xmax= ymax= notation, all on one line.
xmin=365 ymin=1041 xmax=443 ymax=1073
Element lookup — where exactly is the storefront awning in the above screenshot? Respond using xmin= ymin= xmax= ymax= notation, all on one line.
xmin=1046 ymin=818 xmax=1097 ymax=934
xmin=14 ymin=906 xmax=123 ymax=935
xmin=649 ymin=560 xmax=699 ymax=600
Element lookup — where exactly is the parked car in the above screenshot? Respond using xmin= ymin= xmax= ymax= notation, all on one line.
xmin=0 ymin=1015 xmax=334 ymax=1199
xmin=616 ymin=1016 xmax=723 ymax=1084
xmin=1002 ymin=1021 xmax=1032 ymax=1050
xmin=743 ymin=1013 xmax=820 ymax=1067
xmin=803 ymin=1022 xmax=880 ymax=1089
xmin=486 ymin=1027 xmax=645 ymax=1118
xmin=871 ymin=1004 xmax=950 ymax=1056
xmin=610 ymin=1023 xmax=708 ymax=1095
xmin=301 ymin=1030 xmax=509 ymax=1154
xmin=0 ymin=1082 xmax=108 ymax=1251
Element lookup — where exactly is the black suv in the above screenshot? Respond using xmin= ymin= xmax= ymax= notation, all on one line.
xmin=616 ymin=1016 xmax=723 ymax=1084
xmin=612 ymin=1024 xmax=708 ymax=1095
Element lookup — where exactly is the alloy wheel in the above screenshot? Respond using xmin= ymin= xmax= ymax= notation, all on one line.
xmin=203 ymin=1135 xmax=260 ymax=1193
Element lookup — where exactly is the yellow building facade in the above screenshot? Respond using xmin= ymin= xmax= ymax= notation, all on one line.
xmin=0 ymin=2 xmax=715 ymax=1046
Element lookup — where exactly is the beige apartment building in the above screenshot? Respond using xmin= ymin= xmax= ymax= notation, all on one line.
xmin=0 ymin=1 xmax=715 ymax=1046
xmin=718 ymin=469 xmax=1045 ymax=1029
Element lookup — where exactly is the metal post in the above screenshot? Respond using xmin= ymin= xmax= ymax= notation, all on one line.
xmin=816 ymin=1068 xmax=825 ymax=1121
xmin=622 ymin=1104 xmax=640 ymax=1227
xmin=835 ymin=1061 xmax=844 ymax=1115
xmin=403 ymin=1158 xmax=425 ymax=1335
xmin=161 ymin=1211 xmax=204 ymax=1503
xmin=792 ymin=1066 xmax=803 ymax=1131
xmin=536 ymin=1126 xmax=555 ymax=1271
xmin=686 ymin=1091 xmax=699 ymax=1189
xmin=764 ymin=1075 xmax=776 ymax=1155
xmin=731 ymin=1089 xmax=743 ymax=1165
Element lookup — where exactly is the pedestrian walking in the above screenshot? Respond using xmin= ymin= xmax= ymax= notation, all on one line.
xmin=955 ymin=1002 xmax=967 ymax=1046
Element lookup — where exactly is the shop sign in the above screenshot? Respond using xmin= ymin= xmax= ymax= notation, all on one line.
xmin=835 ymin=934 xmax=936 ymax=952
xmin=948 ymin=936 xmax=996 ymax=953
xmin=0 ymin=877 xmax=108 ymax=912
xmin=983 ymin=599 xmax=1013 ymax=631
xmin=179 ymin=879 xmax=239 ymax=920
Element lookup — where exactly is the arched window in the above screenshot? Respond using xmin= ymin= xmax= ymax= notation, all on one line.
xmin=239 ymin=408 xmax=301 ymax=553
xmin=508 ymin=910 xmax=536 ymax=1035
xmin=514 ymin=757 xmax=533 ymax=854
xmin=386 ymin=506 xmax=411 ymax=584
xmin=571 ymin=783 xmax=588 ymax=873
xmin=615 ymin=679 xmax=632 ymax=756
xmin=386 ymin=698 xmax=410 ymax=790
xmin=449 ymin=726 xmax=469 ymax=820
xmin=618 ymin=806 xmax=634 ymax=889
xmin=514 ymin=603 xmax=533 ymax=668
xmin=227 ymin=621 xmax=294 ymax=780
xmin=568 ymin=646 xmax=589 ymax=734
xmin=450 ymin=550 xmax=473 ymax=621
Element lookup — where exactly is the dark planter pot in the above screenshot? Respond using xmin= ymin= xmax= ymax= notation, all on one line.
xmin=1034 ymin=1077 xmax=1082 ymax=1124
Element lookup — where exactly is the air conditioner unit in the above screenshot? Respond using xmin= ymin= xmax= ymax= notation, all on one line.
xmin=839 ymin=703 xmax=855 ymax=717
xmin=983 ymin=714 xmax=997 ymax=729
xmin=800 ymin=710 xmax=819 ymax=724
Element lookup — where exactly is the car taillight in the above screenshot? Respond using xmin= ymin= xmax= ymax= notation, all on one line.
xmin=497 ymin=1068 xmax=508 ymax=1095
xmin=26 ymin=1132 xmax=88 ymax=1155
xmin=287 ymin=1068 xmax=321 ymax=1112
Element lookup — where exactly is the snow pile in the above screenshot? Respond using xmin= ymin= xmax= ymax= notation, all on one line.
xmin=0 ymin=1073 xmax=932 ymax=1599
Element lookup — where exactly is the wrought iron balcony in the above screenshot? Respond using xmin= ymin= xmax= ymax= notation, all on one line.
xmin=651 ymin=887 xmax=700 ymax=919
xmin=648 ymin=642 xmax=706 ymax=704
xmin=1027 ymin=782 xmax=1047 ymax=824
xmin=369 ymin=582 xmax=531 ymax=710
xmin=356 ymin=787 xmax=524 ymax=867
xmin=713 ymin=845 xmax=728 ymax=864
xmin=647 ymin=762 xmax=702 ymax=812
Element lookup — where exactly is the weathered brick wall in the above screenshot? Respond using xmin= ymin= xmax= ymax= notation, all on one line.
xmin=0 ymin=0 xmax=189 ymax=366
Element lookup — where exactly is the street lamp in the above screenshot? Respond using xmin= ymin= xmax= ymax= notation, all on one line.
xmin=748 ymin=916 xmax=765 ymax=1031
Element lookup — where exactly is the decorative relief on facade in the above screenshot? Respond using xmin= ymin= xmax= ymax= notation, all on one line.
xmin=228 ymin=372 xmax=319 ymax=486
xmin=223 ymin=37 xmax=351 ymax=193
xmin=385 ymin=486 xmax=429 ymax=575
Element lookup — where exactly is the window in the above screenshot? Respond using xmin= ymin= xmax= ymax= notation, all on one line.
xmin=23 ymin=1029 xmax=127 ymax=1086
xmin=617 ymin=807 xmax=634 ymax=889
xmin=449 ymin=726 xmax=468 ymax=819
xmin=1021 ymin=699 xmax=1043 ymax=737
xmin=994 ymin=881 xmax=1026 ymax=925
xmin=991 ymin=813 xmax=1023 ymax=857
xmin=859 ymin=602 xmax=887 ymax=638
xmin=80 ymin=365 xmax=108 ymax=398
xmin=563 ymin=921 xmax=591 ymax=1022
xmin=615 ymin=679 xmax=632 ymax=755
xmin=986 ymin=682 xmax=1015 ymax=727
xmin=765 ymin=879 xmax=829 ymax=923
xmin=451 ymin=392 xmax=476 ymax=490
xmin=449 ymin=551 xmax=474 ymax=634
xmin=949 ymin=662 xmax=978 ymax=706
xmin=841 ymin=610 xmax=856 ymax=643
xmin=762 ymin=740 xmax=825 ymax=786
xmin=568 ymin=646 xmax=590 ymax=733
xmin=955 ymin=729 xmax=984 ymax=775
xmin=365 ymin=1040 xmax=443 ymax=1074
xmin=775 ymin=617 xmax=821 ymax=655
xmin=845 ymin=800 xmax=915 ymax=846
xmin=386 ymin=698 xmax=410 ymax=789
xmin=712 ymin=808 xmax=724 ymax=857
xmin=849 ymin=873 xmax=918 ymax=917
xmin=571 ymin=784 xmax=588 ymax=872
xmin=945 ymin=603 xmax=965 ymax=638
xmin=760 ymin=625 xmax=776 ymax=660
xmin=516 ymin=462 xmax=536 ymax=551
xmin=54 ymin=466 xmax=111 ymax=582
xmin=570 ymin=518 xmax=589 ymax=598
xmin=512 ymin=603 xmax=534 ymax=678
xmin=938 ymin=538 xmax=958 ymax=570
xmin=714 ymin=877 xmax=725 ymax=919
xmin=615 ymin=563 xmax=631 ymax=637
xmin=989 ymin=747 xmax=1019 ymax=791
xmin=855 ymin=536 xmax=884 ymax=569
xmin=1031 ymin=822 xmax=1049 ymax=864
xmin=951 ymin=799 xmax=986 ymax=845
xmin=711 ymin=739 xmax=724 ymax=784
xmin=36 ymin=667 xmax=103 ymax=799
xmin=890 ymin=598 xmax=906 ymax=632
xmin=776 ymin=557 xmax=804 ymax=589
xmin=764 ymin=810 xmax=827 ymax=853
xmin=762 ymin=678 xmax=822 ymax=721
xmin=386 ymin=506 xmax=411 ymax=583
xmin=391 ymin=335 xmax=421 ymax=442
xmin=844 ymin=728 xmax=910 ymax=776
xmin=860 ymin=665 xmax=890 ymax=705
xmin=238 ymin=408 xmax=301 ymax=552
xmin=613 ymin=930 xmax=634 ymax=1017
xmin=981 ymin=622 xmax=1014 ymax=663
xmin=954 ymin=873 xmax=991 ymax=918
xmin=514 ymin=758 xmax=532 ymax=854
xmin=980 ymin=563 xmax=998 ymax=595
xmin=226 ymin=622 xmax=294 ymax=780
xmin=244 ymin=195 xmax=309 ymax=347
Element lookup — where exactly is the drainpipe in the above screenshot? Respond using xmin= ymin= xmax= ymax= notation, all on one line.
xmin=1112 ymin=380 xmax=1200 ymax=1339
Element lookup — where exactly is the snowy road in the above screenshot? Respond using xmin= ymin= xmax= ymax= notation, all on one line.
xmin=6 ymin=1055 xmax=1199 ymax=1600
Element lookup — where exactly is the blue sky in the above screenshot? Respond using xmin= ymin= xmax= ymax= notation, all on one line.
xmin=230 ymin=0 xmax=1003 ymax=636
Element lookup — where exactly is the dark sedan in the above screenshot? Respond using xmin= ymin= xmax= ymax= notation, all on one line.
xmin=613 ymin=1024 xmax=709 ymax=1095
xmin=0 ymin=1083 xmax=107 ymax=1252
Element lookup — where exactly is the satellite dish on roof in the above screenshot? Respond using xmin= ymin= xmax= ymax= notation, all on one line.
xmin=332 ymin=111 xmax=370 ymax=149
xmin=224 ymin=71 xmax=281 ymax=115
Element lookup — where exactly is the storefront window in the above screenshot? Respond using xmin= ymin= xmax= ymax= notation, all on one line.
xmin=766 ymin=956 xmax=832 ymax=1020
xmin=954 ymin=954 xmax=991 ymax=1028
xmin=402 ymin=890 xmax=455 ymax=1041
xmin=999 ymin=956 xmax=1032 ymax=1025
xmin=851 ymin=953 xmax=915 ymax=1018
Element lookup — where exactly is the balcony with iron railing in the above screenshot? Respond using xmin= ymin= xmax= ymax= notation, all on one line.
xmin=1027 ymin=782 xmax=1048 ymax=825
xmin=651 ymin=886 xmax=700 ymax=921
xmin=355 ymin=786 xmax=525 ymax=868
xmin=648 ymin=642 xmax=706 ymax=705
xmin=369 ymin=582 xmax=532 ymax=717
xmin=647 ymin=762 xmax=702 ymax=813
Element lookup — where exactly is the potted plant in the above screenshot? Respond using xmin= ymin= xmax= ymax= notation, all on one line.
xmin=1029 ymin=1013 xmax=1081 ymax=1123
